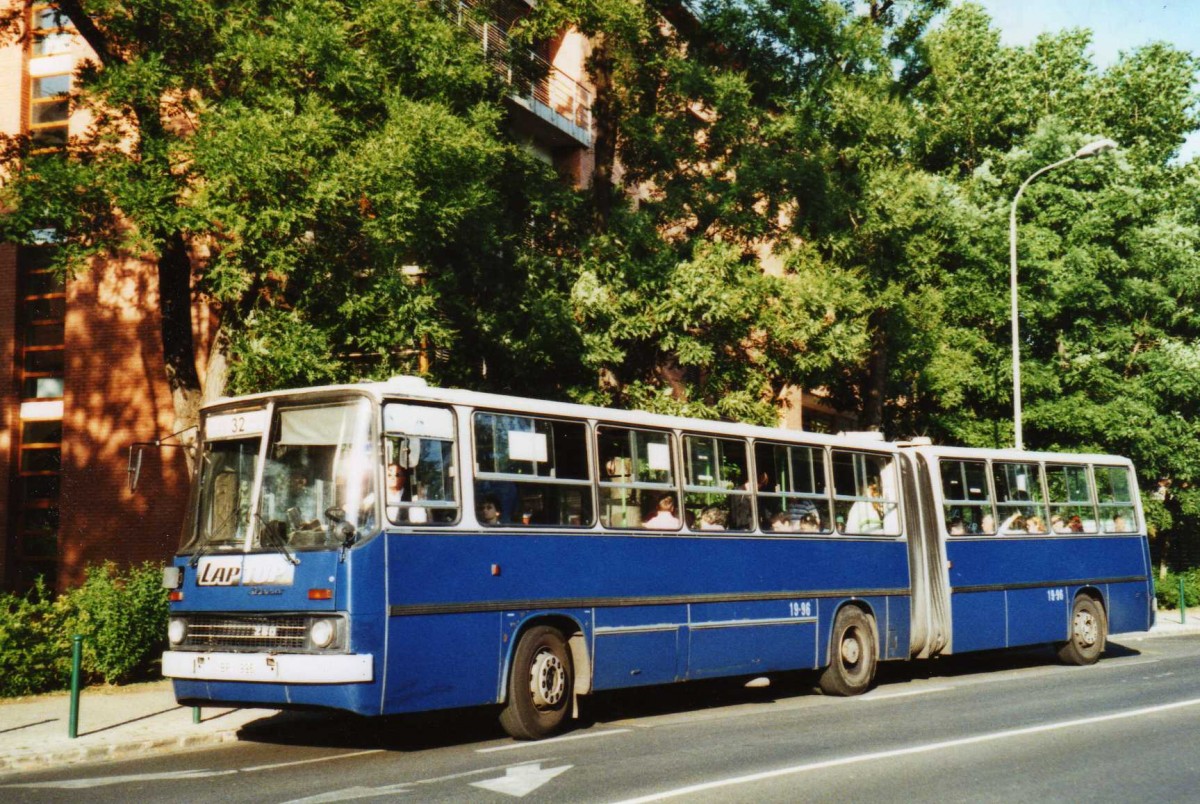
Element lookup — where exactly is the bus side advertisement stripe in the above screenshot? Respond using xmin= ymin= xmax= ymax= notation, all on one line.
xmin=951 ymin=575 xmax=1146 ymax=594
xmin=388 ymin=588 xmax=910 ymax=616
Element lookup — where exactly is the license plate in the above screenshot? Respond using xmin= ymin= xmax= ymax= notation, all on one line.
xmin=194 ymin=654 xmax=279 ymax=681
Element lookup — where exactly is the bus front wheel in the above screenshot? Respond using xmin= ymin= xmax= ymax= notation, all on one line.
xmin=499 ymin=625 xmax=574 ymax=740
xmin=1058 ymin=595 xmax=1106 ymax=665
xmin=819 ymin=607 xmax=877 ymax=696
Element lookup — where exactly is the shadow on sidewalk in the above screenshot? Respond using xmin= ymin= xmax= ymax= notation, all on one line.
xmin=78 ymin=707 xmax=184 ymax=738
xmin=0 ymin=719 xmax=57 ymax=736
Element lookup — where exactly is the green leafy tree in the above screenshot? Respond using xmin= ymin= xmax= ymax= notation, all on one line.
xmin=0 ymin=0 xmax=575 ymax=433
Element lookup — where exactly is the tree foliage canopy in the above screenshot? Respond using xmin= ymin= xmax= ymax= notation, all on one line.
xmin=3 ymin=1 xmax=1200 ymax=561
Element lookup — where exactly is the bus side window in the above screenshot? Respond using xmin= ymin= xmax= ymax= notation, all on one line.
xmin=940 ymin=459 xmax=992 ymax=535
xmin=832 ymin=451 xmax=900 ymax=535
xmin=1095 ymin=465 xmax=1137 ymax=533
xmin=683 ymin=435 xmax=751 ymax=532
xmin=383 ymin=404 xmax=459 ymax=526
xmin=473 ymin=412 xmax=593 ymax=527
xmin=1046 ymin=464 xmax=1097 ymax=533
xmin=754 ymin=441 xmax=831 ymax=534
xmin=596 ymin=426 xmax=676 ymax=530
xmin=993 ymin=462 xmax=1049 ymax=535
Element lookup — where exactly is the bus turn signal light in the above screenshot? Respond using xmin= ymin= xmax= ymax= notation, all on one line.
xmin=308 ymin=588 xmax=333 ymax=600
xmin=168 ymin=591 xmax=183 ymax=602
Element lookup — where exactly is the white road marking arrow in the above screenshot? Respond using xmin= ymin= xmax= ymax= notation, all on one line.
xmin=470 ymin=762 xmax=573 ymax=797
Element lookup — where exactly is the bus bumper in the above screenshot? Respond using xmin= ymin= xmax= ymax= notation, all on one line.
xmin=163 ymin=651 xmax=373 ymax=684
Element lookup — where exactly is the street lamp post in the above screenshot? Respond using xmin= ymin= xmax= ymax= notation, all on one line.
xmin=400 ymin=264 xmax=431 ymax=374
xmin=1009 ymin=138 xmax=1117 ymax=450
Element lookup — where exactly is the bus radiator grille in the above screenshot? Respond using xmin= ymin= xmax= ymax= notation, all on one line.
xmin=181 ymin=615 xmax=309 ymax=651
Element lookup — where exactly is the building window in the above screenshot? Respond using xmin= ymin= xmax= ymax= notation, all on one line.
xmin=29 ymin=4 xmax=75 ymax=148
xmin=10 ymin=246 xmax=65 ymax=590
xmin=31 ymin=3 xmax=73 ymax=55
xmin=29 ymin=72 xmax=70 ymax=148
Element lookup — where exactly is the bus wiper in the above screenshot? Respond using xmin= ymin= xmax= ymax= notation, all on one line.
xmin=255 ymin=511 xmax=300 ymax=565
xmin=188 ymin=527 xmax=225 ymax=568
xmin=188 ymin=538 xmax=212 ymax=568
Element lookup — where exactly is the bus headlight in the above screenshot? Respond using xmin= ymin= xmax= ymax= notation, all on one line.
xmin=309 ymin=619 xmax=336 ymax=649
xmin=168 ymin=618 xmax=188 ymax=646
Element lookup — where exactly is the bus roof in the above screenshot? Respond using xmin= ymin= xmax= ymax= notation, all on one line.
xmin=203 ymin=376 xmax=897 ymax=451
xmin=906 ymin=443 xmax=1134 ymax=467
xmin=204 ymin=377 xmax=1133 ymax=465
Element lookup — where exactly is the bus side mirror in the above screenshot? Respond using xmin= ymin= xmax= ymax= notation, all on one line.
xmin=127 ymin=434 xmax=195 ymax=493
xmin=324 ymin=507 xmax=357 ymax=547
xmin=128 ymin=445 xmax=146 ymax=492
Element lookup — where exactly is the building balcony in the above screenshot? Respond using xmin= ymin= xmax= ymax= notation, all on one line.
xmin=439 ymin=0 xmax=593 ymax=148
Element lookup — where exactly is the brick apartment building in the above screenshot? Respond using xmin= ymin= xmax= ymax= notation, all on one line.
xmin=0 ymin=3 xmax=210 ymax=592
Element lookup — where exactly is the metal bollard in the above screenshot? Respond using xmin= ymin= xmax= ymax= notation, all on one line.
xmin=68 ymin=635 xmax=82 ymax=739
xmin=1181 ymin=577 xmax=1187 ymax=625
xmin=193 ymin=706 xmax=201 ymax=724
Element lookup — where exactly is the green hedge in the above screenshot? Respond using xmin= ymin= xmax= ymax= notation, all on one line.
xmin=1155 ymin=569 xmax=1200 ymax=610
xmin=0 ymin=562 xmax=168 ymax=698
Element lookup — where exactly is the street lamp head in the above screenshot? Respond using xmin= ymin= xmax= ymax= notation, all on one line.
xmin=1074 ymin=138 xmax=1118 ymax=159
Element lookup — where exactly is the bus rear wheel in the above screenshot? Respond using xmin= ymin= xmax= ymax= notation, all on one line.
xmin=1058 ymin=595 xmax=1106 ymax=665
xmin=499 ymin=625 xmax=573 ymax=740
xmin=819 ymin=607 xmax=877 ymax=696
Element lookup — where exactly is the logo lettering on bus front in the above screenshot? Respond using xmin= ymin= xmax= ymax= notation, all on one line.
xmin=195 ymin=556 xmax=295 ymax=587
xmin=242 ymin=555 xmax=296 ymax=586
xmin=196 ymin=557 xmax=243 ymax=586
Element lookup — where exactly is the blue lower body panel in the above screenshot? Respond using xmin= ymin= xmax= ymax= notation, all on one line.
xmin=173 ymin=677 xmax=381 ymax=716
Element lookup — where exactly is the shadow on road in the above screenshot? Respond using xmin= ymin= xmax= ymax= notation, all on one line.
xmin=235 ymin=639 xmax=1143 ymax=754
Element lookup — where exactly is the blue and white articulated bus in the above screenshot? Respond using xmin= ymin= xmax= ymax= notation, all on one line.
xmin=162 ymin=377 xmax=1154 ymax=739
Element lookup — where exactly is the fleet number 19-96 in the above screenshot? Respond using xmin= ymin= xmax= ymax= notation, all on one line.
xmin=789 ymin=601 xmax=813 ymax=617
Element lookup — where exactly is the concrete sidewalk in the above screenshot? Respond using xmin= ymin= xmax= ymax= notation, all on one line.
xmin=3 ymin=608 xmax=1199 ymax=775
xmin=0 ymin=680 xmax=324 ymax=774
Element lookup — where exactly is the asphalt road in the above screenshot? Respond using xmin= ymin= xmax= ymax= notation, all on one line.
xmin=5 ymin=633 xmax=1200 ymax=802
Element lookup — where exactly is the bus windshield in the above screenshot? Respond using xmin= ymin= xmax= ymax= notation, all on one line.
xmin=187 ymin=398 xmax=376 ymax=554
xmin=193 ymin=434 xmax=260 ymax=550
xmin=258 ymin=399 xmax=376 ymax=550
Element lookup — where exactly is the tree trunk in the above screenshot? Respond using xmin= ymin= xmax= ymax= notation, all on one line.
xmin=158 ymin=230 xmax=202 ymax=440
xmin=203 ymin=311 xmax=231 ymax=407
xmin=588 ymin=33 xmax=617 ymax=228
xmin=862 ymin=309 xmax=889 ymax=431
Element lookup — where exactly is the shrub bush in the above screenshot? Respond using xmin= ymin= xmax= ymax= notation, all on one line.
xmin=66 ymin=562 xmax=170 ymax=685
xmin=0 ymin=562 xmax=168 ymax=698
xmin=1155 ymin=568 xmax=1200 ymax=610
xmin=0 ymin=578 xmax=72 ymax=697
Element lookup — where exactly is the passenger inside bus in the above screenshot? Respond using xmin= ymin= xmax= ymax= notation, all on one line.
xmin=385 ymin=462 xmax=407 ymax=519
xmin=478 ymin=494 xmax=503 ymax=526
xmin=796 ymin=513 xmax=821 ymax=532
xmin=698 ymin=507 xmax=726 ymax=530
xmin=643 ymin=494 xmax=680 ymax=529
xmin=385 ymin=461 xmax=427 ymax=524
